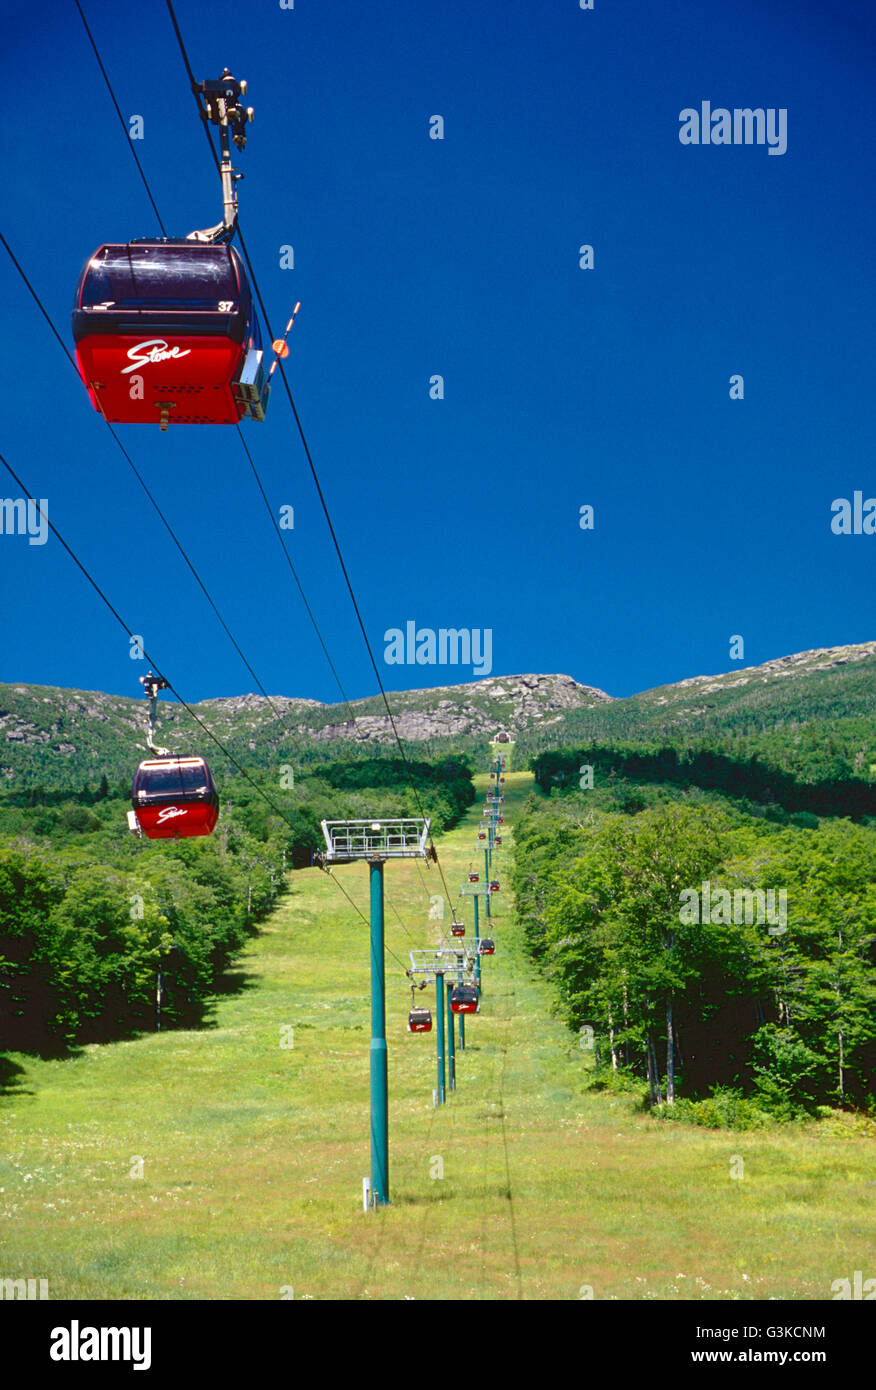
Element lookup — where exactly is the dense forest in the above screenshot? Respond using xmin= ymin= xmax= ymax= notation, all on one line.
xmin=0 ymin=754 xmax=473 ymax=1054
xmin=532 ymin=738 xmax=876 ymax=821
xmin=513 ymin=764 xmax=876 ymax=1125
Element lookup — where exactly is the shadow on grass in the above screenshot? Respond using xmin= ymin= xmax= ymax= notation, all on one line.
xmin=0 ymin=968 xmax=258 ymax=1074
xmin=211 ymin=968 xmax=259 ymax=998
xmin=137 ymin=965 xmax=260 ymax=1035
xmin=192 ymin=967 xmax=260 ymax=1032
xmin=0 ymin=1053 xmax=36 ymax=1096
xmin=391 ymin=1182 xmax=513 ymax=1206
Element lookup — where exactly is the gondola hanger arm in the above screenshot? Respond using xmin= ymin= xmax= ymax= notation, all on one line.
xmin=185 ymin=69 xmax=253 ymax=245
xmin=140 ymin=670 xmax=172 ymax=756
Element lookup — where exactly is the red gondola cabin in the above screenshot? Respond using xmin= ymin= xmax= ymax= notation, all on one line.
xmin=451 ymin=921 xmax=466 ymax=938
xmin=408 ymin=1007 xmax=432 ymax=1033
xmin=72 ymin=241 xmax=269 ymax=427
xmin=450 ymin=984 xmax=478 ymax=1015
xmin=131 ymin=756 xmax=219 ymax=839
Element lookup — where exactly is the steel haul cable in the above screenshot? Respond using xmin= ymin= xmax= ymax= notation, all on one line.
xmin=0 ymin=229 xmax=294 ymax=734
xmin=162 ymin=0 xmax=459 ymax=918
xmin=71 ymin=2 xmax=360 ymax=737
xmin=7 ymin=25 xmax=491 ymax=1263
xmin=73 ymin=4 xmax=436 ymax=937
xmin=1 ymin=227 xmax=421 ymax=951
xmin=233 ymin=424 xmax=357 ymax=723
xmin=73 ymin=0 xmax=168 ymax=237
xmin=0 ymin=451 xmax=285 ymax=821
xmin=0 ymin=446 xmax=415 ymax=974
xmin=64 ymin=3 xmax=464 ymax=987
xmin=21 ymin=13 xmax=424 ymax=942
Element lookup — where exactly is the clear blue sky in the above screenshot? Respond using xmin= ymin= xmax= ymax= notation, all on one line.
xmin=2 ymin=0 xmax=873 ymax=705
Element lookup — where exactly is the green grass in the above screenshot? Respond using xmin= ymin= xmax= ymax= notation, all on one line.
xmin=1 ymin=772 xmax=873 ymax=1300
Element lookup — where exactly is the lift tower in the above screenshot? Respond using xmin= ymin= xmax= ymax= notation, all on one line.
xmin=317 ymin=819 xmax=435 ymax=1206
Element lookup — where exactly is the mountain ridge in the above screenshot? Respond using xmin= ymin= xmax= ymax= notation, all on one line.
xmin=1 ymin=640 xmax=874 ymax=786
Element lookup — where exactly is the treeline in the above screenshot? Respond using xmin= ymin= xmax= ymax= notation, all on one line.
xmin=221 ymin=754 xmax=474 ymax=863
xmin=0 ymin=826 xmax=284 ymax=1053
xmin=318 ymin=756 xmax=474 ymax=824
xmin=0 ymin=755 xmax=473 ymax=1054
xmin=512 ymin=783 xmax=876 ymax=1120
xmin=532 ymin=744 xmax=876 ymax=821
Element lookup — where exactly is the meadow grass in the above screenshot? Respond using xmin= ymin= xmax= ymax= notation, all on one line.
xmin=0 ymin=773 xmax=873 ymax=1300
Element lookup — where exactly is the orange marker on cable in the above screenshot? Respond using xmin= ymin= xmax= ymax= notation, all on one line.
xmin=269 ymin=302 xmax=301 ymax=376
